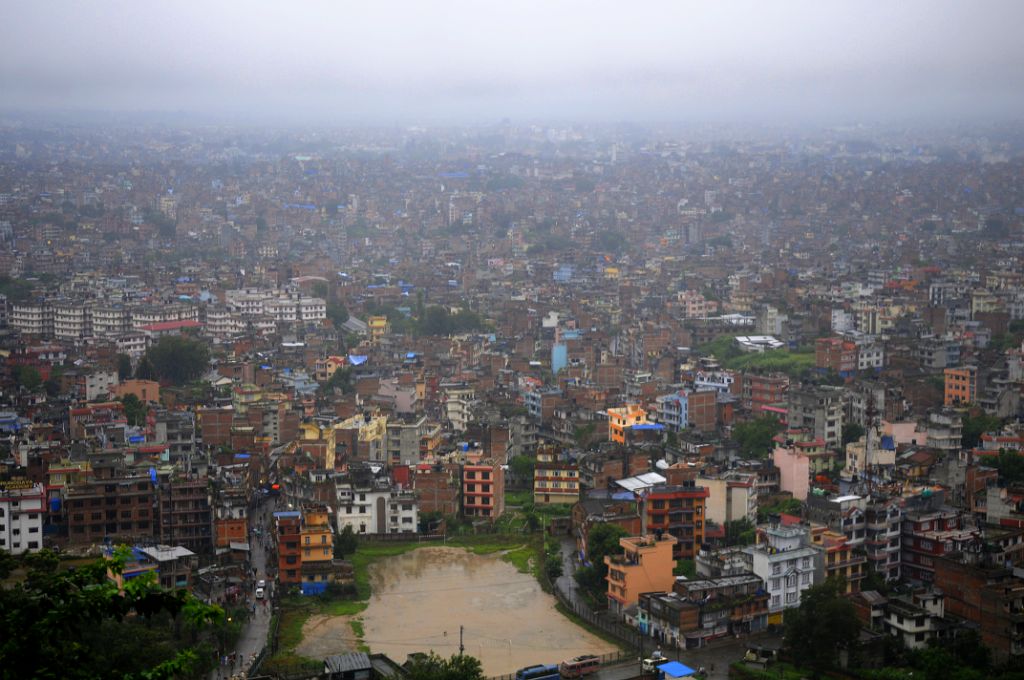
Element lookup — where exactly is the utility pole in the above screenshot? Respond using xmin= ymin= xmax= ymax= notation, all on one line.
xmin=459 ymin=625 xmax=465 ymax=656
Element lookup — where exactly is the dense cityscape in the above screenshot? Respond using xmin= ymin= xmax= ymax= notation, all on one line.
xmin=3 ymin=3 xmax=1024 ymax=680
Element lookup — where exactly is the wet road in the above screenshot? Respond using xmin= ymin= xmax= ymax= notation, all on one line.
xmin=208 ymin=495 xmax=276 ymax=680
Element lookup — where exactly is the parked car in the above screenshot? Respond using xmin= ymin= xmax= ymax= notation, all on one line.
xmin=255 ymin=587 xmax=265 ymax=599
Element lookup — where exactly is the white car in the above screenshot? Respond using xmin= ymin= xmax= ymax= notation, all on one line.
xmin=257 ymin=579 xmax=266 ymax=589
xmin=255 ymin=587 xmax=265 ymax=599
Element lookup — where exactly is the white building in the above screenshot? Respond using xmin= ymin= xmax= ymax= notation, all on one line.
xmin=335 ymin=479 xmax=418 ymax=535
xmin=0 ymin=481 xmax=46 ymax=554
xmin=742 ymin=525 xmax=819 ymax=621
xmin=11 ymin=304 xmax=53 ymax=338
xmin=85 ymin=371 xmax=118 ymax=401
xmin=52 ymin=301 xmax=91 ymax=341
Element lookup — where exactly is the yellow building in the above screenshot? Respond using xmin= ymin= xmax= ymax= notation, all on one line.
xmin=299 ymin=421 xmax=337 ymax=470
xmin=533 ymin=445 xmax=580 ymax=505
xmin=300 ymin=506 xmax=335 ymax=595
xmin=368 ymin=316 xmax=390 ymax=344
xmin=606 ymin=405 xmax=647 ymax=444
xmin=812 ymin=526 xmax=867 ymax=594
xmin=605 ymin=534 xmax=677 ymax=615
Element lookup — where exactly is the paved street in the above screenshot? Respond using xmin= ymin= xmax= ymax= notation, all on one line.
xmin=208 ymin=494 xmax=277 ymax=680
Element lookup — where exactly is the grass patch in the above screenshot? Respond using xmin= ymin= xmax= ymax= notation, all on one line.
xmin=554 ymin=602 xmax=629 ymax=651
xmin=276 ymin=601 xmax=314 ymax=652
xmin=506 ymin=489 xmax=533 ymax=506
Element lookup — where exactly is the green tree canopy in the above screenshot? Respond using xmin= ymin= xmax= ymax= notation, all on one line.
xmin=0 ymin=547 xmax=223 ymax=679
xmin=575 ymin=522 xmax=629 ymax=599
xmin=120 ymin=393 xmax=149 ymax=427
xmin=732 ymin=415 xmax=783 ymax=459
xmin=784 ymin=577 xmax=861 ymax=676
xmin=141 ymin=336 xmax=210 ymax=385
xmin=117 ymin=354 xmax=134 ymax=381
xmin=842 ymin=422 xmax=865 ymax=446
xmin=962 ymin=412 xmax=1003 ymax=449
xmin=321 ymin=366 xmax=353 ymax=395
xmin=509 ymin=455 xmax=536 ymax=483
xmin=13 ymin=365 xmax=42 ymax=392
xmin=405 ymin=652 xmax=486 ymax=680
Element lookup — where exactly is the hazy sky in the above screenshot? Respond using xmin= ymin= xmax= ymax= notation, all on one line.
xmin=3 ymin=0 xmax=1023 ymax=124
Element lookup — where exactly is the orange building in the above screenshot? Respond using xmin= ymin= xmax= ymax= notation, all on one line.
xmin=275 ymin=511 xmax=302 ymax=585
xmin=605 ymin=534 xmax=677 ymax=615
xmin=607 ymin=404 xmax=647 ymax=444
xmin=111 ymin=379 xmax=161 ymax=404
xmin=463 ymin=459 xmax=504 ymax=519
xmin=944 ymin=366 xmax=977 ymax=406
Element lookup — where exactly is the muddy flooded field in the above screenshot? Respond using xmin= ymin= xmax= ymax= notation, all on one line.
xmin=360 ymin=546 xmax=616 ymax=676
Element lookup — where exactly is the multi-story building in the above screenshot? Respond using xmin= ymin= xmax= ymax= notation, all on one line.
xmin=607 ymin=404 xmax=647 ymax=444
xmin=386 ymin=416 xmax=430 ymax=466
xmin=462 ymin=460 xmax=504 ymax=520
xmin=533 ymin=445 xmax=580 ymax=505
xmin=300 ymin=506 xmax=335 ymax=595
xmin=696 ymin=471 xmax=758 ymax=526
xmin=84 ymin=371 xmax=118 ymax=401
xmin=157 ymin=476 xmax=212 ymax=555
xmin=670 ymin=572 xmax=769 ymax=642
xmin=918 ymin=336 xmax=961 ymax=371
xmin=138 ymin=545 xmax=198 ymax=592
xmin=606 ymin=534 xmax=677 ymax=615
xmin=901 ymin=508 xmax=970 ymax=583
xmin=944 ymin=366 xmax=978 ymax=406
xmin=742 ymin=524 xmax=819 ymax=625
xmin=863 ymin=498 xmax=902 ymax=582
xmin=275 ymin=511 xmax=303 ymax=585
xmin=91 ymin=303 xmax=130 ymax=338
xmin=816 ymin=337 xmax=858 ymax=375
xmin=786 ymin=386 xmax=844 ymax=450
xmin=742 ymin=373 xmax=789 ymax=414
xmin=0 ymin=481 xmax=45 ymax=554
xmin=413 ymin=464 xmax=460 ymax=516
xmin=813 ymin=527 xmax=867 ymax=593
xmin=645 ymin=482 xmax=709 ymax=560
xmin=935 ymin=556 xmax=1024 ymax=662
xmin=10 ymin=303 xmax=53 ymax=338
xmin=69 ymin=401 xmax=128 ymax=444
xmin=64 ymin=461 xmax=154 ymax=545
xmin=336 ymin=475 xmax=418 ymax=535
xmin=52 ymin=300 xmax=91 ymax=341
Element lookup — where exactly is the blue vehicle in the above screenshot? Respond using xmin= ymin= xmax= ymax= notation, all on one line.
xmin=515 ymin=665 xmax=560 ymax=680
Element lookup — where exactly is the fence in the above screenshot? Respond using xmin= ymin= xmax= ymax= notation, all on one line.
xmin=487 ymin=650 xmax=633 ymax=680
xmin=552 ymin=583 xmax=641 ymax=652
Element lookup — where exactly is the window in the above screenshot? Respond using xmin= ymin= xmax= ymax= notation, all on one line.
xmin=785 ymin=592 xmax=797 ymax=604
xmin=801 ymin=573 xmax=810 ymax=584
xmin=802 ymin=557 xmax=810 ymax=568
xmin=772 ymin=564 xmax=781 ymax=575
xmin=771 ymin=578 xmax=780 ymax=590
xmin=771 ymin=595 xmax=780 ymax=607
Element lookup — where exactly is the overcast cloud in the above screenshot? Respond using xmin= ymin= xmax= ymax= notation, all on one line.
xmin=2 ymin=0 xmax=1023 ymax=124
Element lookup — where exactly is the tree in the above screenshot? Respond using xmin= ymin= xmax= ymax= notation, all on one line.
xmin=135 ymin=356 xmax=157 ymax=381
xmin=724 ymin=518 xmax=756 ymax=546
xmin=842 ymin=423 xmax=865 ymax=446
xmin=141 ymin=336 xmax=211 ymax=385
xmin=0 ymin=547 xmax=223 ymax=679
xmin=321 ymin=367 xmax=353 ymax=396
xmin=962 ymin=412 xmax=1003 ymax=449
xmin=784 ymin=577 xmax=861 ymax=677
xmin=13 ymin=365 xmax=42 ymax=392
xmin=509 ymin=455 xmax=536 ymax=484
xmin=732 ymin=415 xmax=782 ymax=459
xmin=327 ymin=301 xmax=349 ymax=327
xmin=334 ymin=525 xmax=359 ymax=558
xmin=995 ymin=449 xmax=1024 ymax=485
xmin=120 ymin=394 xmax=148 ymax=427
xmin=405 ymin=652 xmax=485 ymax=680
xmin=117 ymin=354 xmax=134 ymax=381
xmin=575 ymin=523 xmax=628 ymax=600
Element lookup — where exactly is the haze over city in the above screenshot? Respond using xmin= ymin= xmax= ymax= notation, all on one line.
xmin=3 ymin=0 xmax=1024 ymax=124
xmin=2 ymin=3 xmax=1024 ymax=680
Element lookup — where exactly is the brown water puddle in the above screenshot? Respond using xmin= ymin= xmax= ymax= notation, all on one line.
xmin=360 ymin=547 xmax=616 ymax=676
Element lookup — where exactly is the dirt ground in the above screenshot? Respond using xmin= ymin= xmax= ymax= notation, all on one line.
xmin=293 ymin=614 xmax=357 ymax=660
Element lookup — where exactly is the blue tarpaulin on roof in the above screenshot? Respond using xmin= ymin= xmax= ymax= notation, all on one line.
xmin=657 ymin=661 xmax=696 ymax=677
xmin=149 ymin=468 xmax=158 ymax=484
xmin=611 ymin=492 xmax=635 ymax=501
xmin=348 ymin=355 xmax=368 ymax=366
xmin=881 ymin=435 xmax=896 ymax=450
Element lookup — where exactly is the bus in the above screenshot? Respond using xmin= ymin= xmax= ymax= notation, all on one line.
xmin=515 ymin=664 xmax=560 ymax=680
xmin=559 ymin=655 xmax=601 ymax=678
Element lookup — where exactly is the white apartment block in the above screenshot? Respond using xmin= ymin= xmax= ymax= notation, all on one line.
xmin=336 ymin=482 xmax=418 ymax=535
xmin=53 ymin=302 xmax=91 ymax=341
xmin=85 ymin=371 xmax=118 ymax=401
xmin=11 ymin=304 xmax=53 ymax=337
xmin=0 ymin=482 xmax=46 ymax=554
xmin=742 ymin=525 xmax=819 ymax=618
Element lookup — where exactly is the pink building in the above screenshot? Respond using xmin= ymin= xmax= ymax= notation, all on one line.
xmin=772 ymin=444 xmax=810 ymax=501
